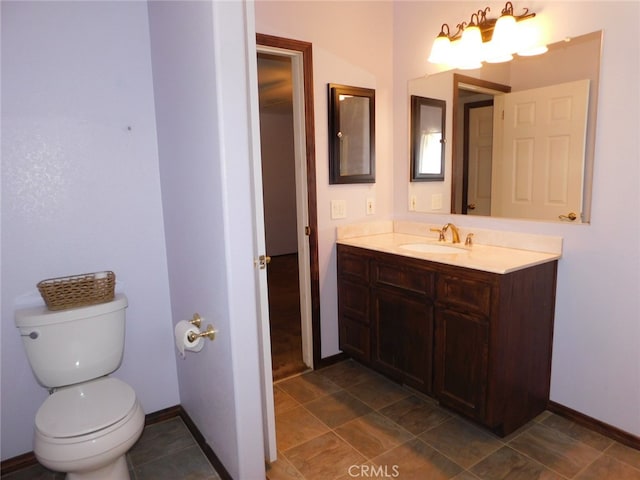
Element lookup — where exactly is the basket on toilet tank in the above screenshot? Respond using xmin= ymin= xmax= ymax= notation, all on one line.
xmin=37 ymin=271 xmax=115 ymax=311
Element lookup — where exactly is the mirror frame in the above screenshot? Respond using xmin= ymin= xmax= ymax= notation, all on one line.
xmin=328 ymin=83 xmax=375 ymax=184
xmin=410 ymin=95 xmax=446 ymax=182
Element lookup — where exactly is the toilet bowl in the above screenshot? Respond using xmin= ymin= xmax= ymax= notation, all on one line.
xmin=33 ymin=377 xmax=144 ymax=480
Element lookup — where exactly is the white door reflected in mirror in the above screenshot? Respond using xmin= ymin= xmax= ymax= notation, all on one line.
xmin=408 ymin=30 xmax=602 ymax=223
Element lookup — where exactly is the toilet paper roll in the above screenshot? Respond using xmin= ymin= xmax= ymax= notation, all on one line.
xmin=174 ymin=320 xmax=204 ymax=358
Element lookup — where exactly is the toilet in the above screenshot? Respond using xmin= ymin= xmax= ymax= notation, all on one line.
xmin=15 ymin=294 xmax=144 ymax=480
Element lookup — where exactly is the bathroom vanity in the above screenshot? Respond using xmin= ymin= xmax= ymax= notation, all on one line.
xmin=337 ymin=228 xmax=560 ymax=436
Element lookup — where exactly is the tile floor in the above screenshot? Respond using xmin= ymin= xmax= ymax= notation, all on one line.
xmin=1 ymin=417 xmax=220 ymax=480
xmin=267 ymin=360 xmax=640 ymax=480
xmin=3 ymin=360 xmax=639 ymax=480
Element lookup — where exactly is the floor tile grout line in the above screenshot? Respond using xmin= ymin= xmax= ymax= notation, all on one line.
xmin=278 ymin=405 xmax=331 ymax=453
xmin=508 ymin=421 xmax=607 ymax=479
xmin=129 ymin=442 xmax=204 ymax=470
xmin=421 ymin=433 xmax=505 ymax=474
xmin=128 ymin=418 xmax=210 ymax=471
xmin=329 ymin=416 xmax=418 ymax=465
xmin=272 ymin=449 xmax=308 ymax=480
xmin=505 ymin=438 xmax=578 ymax=479
xmin=570 ymin=450 xmax=608 ymax=480
xmin=602 ymin=443 xmax=640 ymax=472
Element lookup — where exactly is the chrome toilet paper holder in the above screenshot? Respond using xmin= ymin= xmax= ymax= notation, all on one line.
xmin=188 ymin=313 xmax=216 ymax=342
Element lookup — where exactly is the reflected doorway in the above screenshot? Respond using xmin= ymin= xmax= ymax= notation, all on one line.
xmin=463 ymin=99 xmax=494 ymax=216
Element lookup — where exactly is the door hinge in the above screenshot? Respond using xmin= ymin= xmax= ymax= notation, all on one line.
xmin=304 ymin=226 xmax=311 ymax=236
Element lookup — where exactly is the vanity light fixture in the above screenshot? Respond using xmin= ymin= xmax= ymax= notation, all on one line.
xmin=428 ymin=2 xmax=548 ymax=70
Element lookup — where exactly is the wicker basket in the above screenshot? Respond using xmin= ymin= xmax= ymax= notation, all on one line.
xmin=37 ymin=271 xmax=116 ymax=311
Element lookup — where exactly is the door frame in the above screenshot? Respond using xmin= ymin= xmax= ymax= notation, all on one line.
xmin=254 ymin=34 xmax=320 ymax=463
xmin=451 ymin=74 xmax=510 ymax=214
xmin=256 ymin=33 xmax=321 ymax=369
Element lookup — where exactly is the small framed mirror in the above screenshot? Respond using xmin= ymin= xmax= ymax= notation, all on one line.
xmin=410 ymin=95 xmax=446 ymax=181
xmin=328 ymin=84 xmax=375 ymax=184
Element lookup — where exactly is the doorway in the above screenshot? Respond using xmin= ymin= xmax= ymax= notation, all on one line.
xmin=256 ymin=35 xmax=320 ymax=381
xmin=452 ymin=74 xmax=511 ymax=215
xmin=463 ymin=100 xmax=494 ymax=216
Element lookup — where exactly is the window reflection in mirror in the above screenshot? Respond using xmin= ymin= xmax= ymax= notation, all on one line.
xmin=410 ymin=96 xmax=445 ymax=181
xmin=328 ymin=84 xmax=375 ymax=184
xmin=407 ymin=30 xmax=602 ymax=223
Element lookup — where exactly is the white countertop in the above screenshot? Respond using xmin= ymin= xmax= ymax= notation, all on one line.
xmin=337 ymin=232 xmax=561 ymax=274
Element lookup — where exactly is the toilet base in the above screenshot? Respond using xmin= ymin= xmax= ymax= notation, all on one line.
xmin=65 ymin=455 xmax=129 ymax=480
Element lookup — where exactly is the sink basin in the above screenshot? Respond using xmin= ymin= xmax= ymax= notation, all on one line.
xmin=399 ymin=243 xmax=467 ymax=254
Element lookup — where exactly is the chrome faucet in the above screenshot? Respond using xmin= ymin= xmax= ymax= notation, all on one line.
xmin=442 ymin=223 xmax=461 ymax=244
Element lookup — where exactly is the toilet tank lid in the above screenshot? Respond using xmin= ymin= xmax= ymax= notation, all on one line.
xmin=15 ymin=294 xmax=128 ymax=328
xmin=35 ymin=377 xmax=137 ymax=438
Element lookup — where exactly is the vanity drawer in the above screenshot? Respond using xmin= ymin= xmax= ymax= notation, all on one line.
xmin=437 ymin=274 xmax=492 ymax=317
xmin=373 ymin=260 xmax=435 ymax=297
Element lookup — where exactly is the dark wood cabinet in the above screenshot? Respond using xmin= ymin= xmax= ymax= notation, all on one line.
xmin=434 ymin=308 xmax=488 ymax=420
xmin=337 ymin=243 xmax=558 ymax=436
xmin=337 ymin=247 xmax=371 ymax=362
xmin=370 ymin=256 xmax=435 ymax=393
xmin=372 ymin=287 xmax=433 ymax=393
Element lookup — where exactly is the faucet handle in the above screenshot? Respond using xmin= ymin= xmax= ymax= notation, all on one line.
xmin=465 ymin=233 xmax=474 ymax=246
xmin=430 ymin=227 xmax=445 ymax=242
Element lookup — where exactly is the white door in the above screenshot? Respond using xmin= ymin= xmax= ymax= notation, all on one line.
xmin=246 ymin=49 xmax=277 ymax=465
xmin=254 ymin=43 xmax=313 ymax=463
xmin=491 ymin=79 xmax=590 ymax=221
xmin=467 ymin=105 xmax=494 ymax=216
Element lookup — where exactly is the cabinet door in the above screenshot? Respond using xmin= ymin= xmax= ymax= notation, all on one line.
xmin=434 ymin=308 xmax=488 ymax=420
xmin=372 ymin=288 xmax=433 ymax=393
xmin=338 ymin=280 xmax=371 ymax=362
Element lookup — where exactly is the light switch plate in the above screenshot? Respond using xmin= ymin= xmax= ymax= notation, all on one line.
xmin=366 ymin=198 xmax=375 ymax=215
xmin=331 ymin=199 xmax=347 ymax=219
xmin=431 ymin=193 xmax=443 ymax=210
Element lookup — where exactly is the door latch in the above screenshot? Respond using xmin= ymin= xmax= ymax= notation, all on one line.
xmin=257 ymin=255 xmax=271 ymax=270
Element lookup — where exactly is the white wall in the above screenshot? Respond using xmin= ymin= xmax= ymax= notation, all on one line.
xmin=148 ymin=1 xmax=265 ymax=478
xmin=393 ymin=1 xmax=640 ymax=436
xmin=1 ymin=1 xmax=180 ymax=460
xmin=255 ymin=0 xmax=395 ymax=357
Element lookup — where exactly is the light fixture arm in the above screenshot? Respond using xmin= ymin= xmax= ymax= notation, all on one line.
xmin=428 ymin=1 xmax=546 ymax=68
xmin=434 ymin=2 xmax=537 ymax=43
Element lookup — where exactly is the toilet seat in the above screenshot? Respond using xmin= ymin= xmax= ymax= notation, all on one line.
xmin=36 ymin=377 xmax=136 ymax=439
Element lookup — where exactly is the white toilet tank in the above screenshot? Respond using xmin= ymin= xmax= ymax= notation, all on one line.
xmin=15 ymin=294 xmax=128 ymax=389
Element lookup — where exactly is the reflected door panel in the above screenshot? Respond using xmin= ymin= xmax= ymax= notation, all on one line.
xmin=467 ymin=104 xmax=494 ymax=216
xmin=492 ymin=79 xmax=590 ymax=221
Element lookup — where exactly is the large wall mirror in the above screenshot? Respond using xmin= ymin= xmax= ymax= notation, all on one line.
xmin=408 ymin=30 xmax=602 ymax=223
xmin=328 ymin=84 xmax=375 ymax=184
